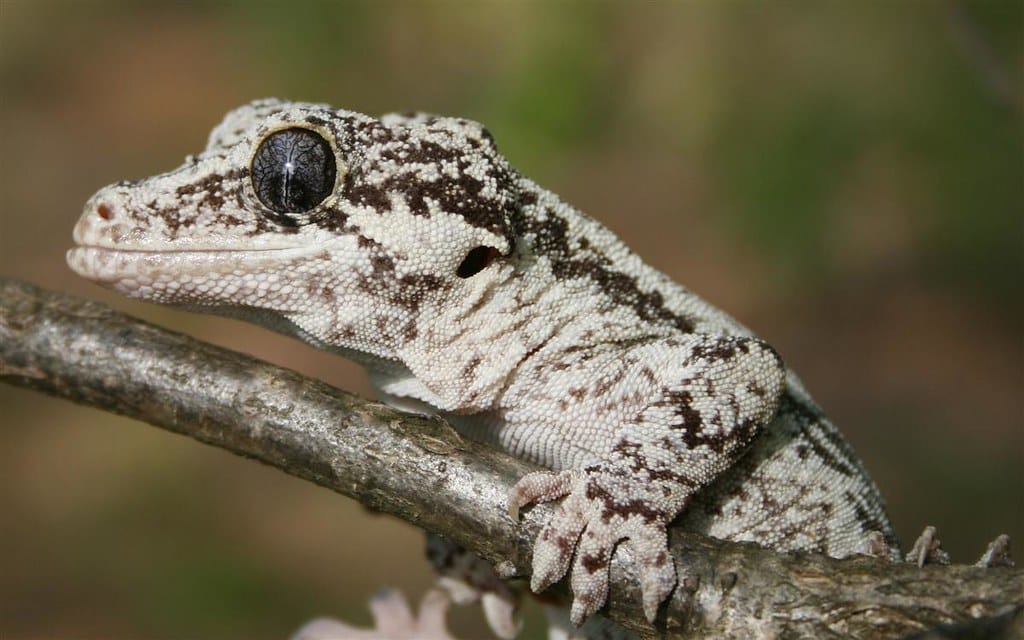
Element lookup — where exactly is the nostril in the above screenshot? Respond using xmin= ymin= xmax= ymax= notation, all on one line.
xmin=97 ymin=203 xmax=113 ymax=220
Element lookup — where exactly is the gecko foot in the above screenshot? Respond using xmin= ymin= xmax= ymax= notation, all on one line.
xmin=510 ymin=467 xmax=677 ymax=626
xmin=905 ymin=525 xmax=951 ymax=567
xmin=290 ymin=589 xmax=456 ymax=640
xmin=426 ymin=534 xmax=521 ymax=639
xmin=976 ymin=534 xmax=1014 ymax=568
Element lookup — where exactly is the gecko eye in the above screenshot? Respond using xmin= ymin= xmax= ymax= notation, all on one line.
xmin=456 ymin=246 xmax=501 ymax=278
xmin=251 ymin=128 xmax=337 ymax=215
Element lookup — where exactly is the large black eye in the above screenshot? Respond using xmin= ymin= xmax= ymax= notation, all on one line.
xmin=251 ymin=128 xmax=337 ymax=214
xmin=457 ymin=246 xmax=501 ymax=278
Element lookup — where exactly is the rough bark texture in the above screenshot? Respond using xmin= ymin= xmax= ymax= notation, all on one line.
xmin=1 ymin=277 xmax=1021 ymax=639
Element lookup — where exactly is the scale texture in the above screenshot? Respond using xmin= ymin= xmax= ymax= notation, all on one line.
xmin=68 ymin=99 xmax=898 ymax=628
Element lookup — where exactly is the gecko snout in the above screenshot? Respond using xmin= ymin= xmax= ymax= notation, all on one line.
xmin=73 ymin=187 xmax=130 ymax=247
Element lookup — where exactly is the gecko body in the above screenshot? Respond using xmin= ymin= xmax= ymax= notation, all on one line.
xmin=68 ymin=99 xmax=898 ymax=628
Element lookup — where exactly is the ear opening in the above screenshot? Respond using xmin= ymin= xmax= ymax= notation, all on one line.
xmin=456 ymin=246 xmax=501 ymax=278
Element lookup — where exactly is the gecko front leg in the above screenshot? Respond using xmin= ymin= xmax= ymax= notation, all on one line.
xmin=509 ymin=334 xmax=786 ymax=625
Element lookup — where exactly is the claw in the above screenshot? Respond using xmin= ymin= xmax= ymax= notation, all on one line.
xmin=906 ymin=526 xmax=950 ymax=566
xmin=977 ymin=534 xmax=1014 ymax=568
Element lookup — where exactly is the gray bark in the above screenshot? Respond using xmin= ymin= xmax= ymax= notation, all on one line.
xmin=1 ymin=277 xmax=1021 ymax=639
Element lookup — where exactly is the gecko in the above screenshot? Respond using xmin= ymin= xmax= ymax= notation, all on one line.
xmin=67 ymin=99 xmax=904 ymax=632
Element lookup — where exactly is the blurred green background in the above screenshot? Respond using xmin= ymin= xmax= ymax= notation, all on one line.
xmin=1 ymin=1 xmax=1021 ymax=638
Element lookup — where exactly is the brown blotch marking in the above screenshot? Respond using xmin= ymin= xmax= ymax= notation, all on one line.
xmin=353 ymin=122 xmax=518 ymax=241
xmin=594 ymin=365 xmax=627 ymax=398
xmin=405 ymin=161 xmax=513 ymax=237
xmin=666 ymin=389 xmax=703 ymax=435
xmin=212 ymin=214 xmax=243 ymax=227
xmin=151 ymin=205 xmax=196 ymax=235
xmin=640 ymin=366 xmax=658 ymax=385
xmin=371 ymin=254 xmax=396 ymax=274
xmin=478 ymin=126 xmax=497 ymax=149
xmin=586 ymin=477 xmax=669 ymax=525
xmin=316 ymin=207 xmax=350 ymax=232
xmin=791 ymin=414 xmax=858 ymax=478
xmin=690 ymin=339 xmax=749 ymax=363
xmin=758 ymin=484 xmax=782 ymax=514
xmin=462 ymin=356 xmax=482 ymax=378
xmin=844 ymin=490 xmax=889 ymax=535
xmin=612 ymin=440 xmax=643 ymax=468
xmin=342 ymin=115 xmax=393 ymax=146
xmin=647 ymin=465 xmax=690 ymax=484
xmin=517 ymin=211 xmax=696 ymax=333
xmin=398 ymin=274 xmax=445 ymax=296
xmin=402 ymin=320 xmax=418 ymax=342
xmin=541 ymin=525 xmax=575 ymax=551
xmin=345 ymin=176 xmax=391 ymax=212
xmin=580 ymin=553 xmax=608 ymax=574
xmin=174 ymin=168 xmax=247 ymax=214
xmin=653 ymin=551 xmax=668 ymax=567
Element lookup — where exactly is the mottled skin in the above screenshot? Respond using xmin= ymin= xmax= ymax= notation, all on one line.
xmin=68 ymin=99 xmax=898 ymax=628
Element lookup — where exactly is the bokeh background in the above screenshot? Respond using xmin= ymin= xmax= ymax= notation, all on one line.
xmin=1 ymin=2 xmax=1021 ymax=638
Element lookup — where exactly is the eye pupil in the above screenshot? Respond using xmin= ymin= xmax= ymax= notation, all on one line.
xmin=457 ymin=246 xmax=500 ymax=278
xmin=252 ymin=128 xmax=336 ymax=214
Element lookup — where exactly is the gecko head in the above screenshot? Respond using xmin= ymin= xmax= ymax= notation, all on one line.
xmin=68 ymin=98 xmax=521 ymax=360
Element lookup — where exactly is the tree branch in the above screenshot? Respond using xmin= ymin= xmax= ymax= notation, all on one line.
xmin=1 ymin=277 xmax=1020 ymax=639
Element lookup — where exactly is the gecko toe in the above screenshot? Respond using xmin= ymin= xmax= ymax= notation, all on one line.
xmin=625 ymin=522 xmax=676 ymax=622
xmin=509 ymin=470 xmax=576 ymax=520
xmin=976 ymin=534 xmax=1014 ymax=568
xmin=530 ymin=503 xmax=586 ymax=593
xmin=568 ymin=526 xmax=616 ymax=626
xmin=906 ymin=525 xmax=950 ymax=566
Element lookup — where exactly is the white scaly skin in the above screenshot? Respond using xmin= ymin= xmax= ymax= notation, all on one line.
xmin=68 ymin=99 xmax=899 ymax=629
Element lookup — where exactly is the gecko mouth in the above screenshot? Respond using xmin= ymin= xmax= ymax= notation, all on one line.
xmin=66 ymin=245 xmax=305 ymax=291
